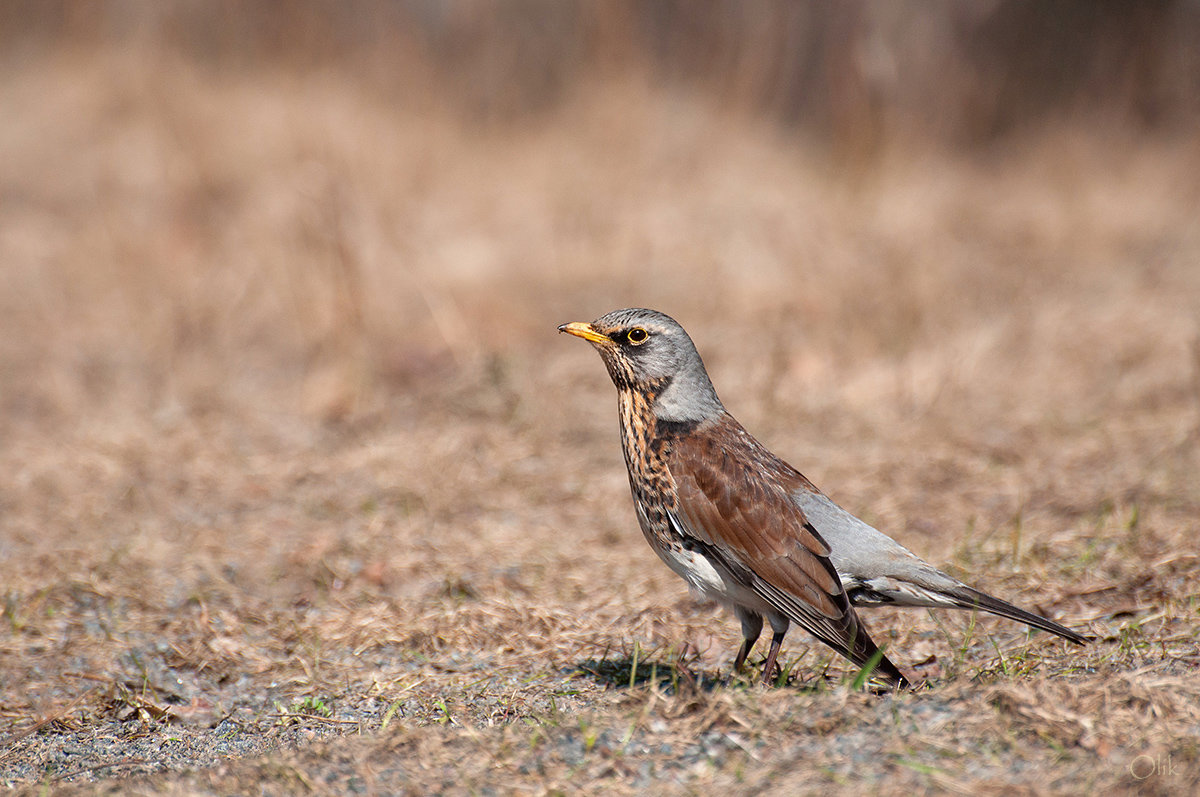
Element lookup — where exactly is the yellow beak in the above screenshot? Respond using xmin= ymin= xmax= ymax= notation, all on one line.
xmin=557 ymin=321 xmax=610 ymax=345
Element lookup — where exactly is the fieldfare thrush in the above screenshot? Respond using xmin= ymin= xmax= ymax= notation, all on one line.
xmin=559 ymin=308 xmax=1088 ymax=688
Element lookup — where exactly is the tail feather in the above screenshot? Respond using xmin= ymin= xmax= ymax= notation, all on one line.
xmin=864 ymin=646 xmax=910 ymax=689
xmin=849 ymin=622 xmax=910 ymax=689
xmin=948 ymin=585 xmax=1091 ymax=645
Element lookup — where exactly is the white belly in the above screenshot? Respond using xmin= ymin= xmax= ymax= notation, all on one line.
xmin=633 ymin=504 xmax=772 ymax=615
xmin=654 ymin=543 xmax=771 ymax=616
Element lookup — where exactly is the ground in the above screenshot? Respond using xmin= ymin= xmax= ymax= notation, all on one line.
xmin=1 ymin=51 xmax=1199 ymax=795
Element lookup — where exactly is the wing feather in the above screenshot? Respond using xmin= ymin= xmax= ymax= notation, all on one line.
xmin=667 ymin=417 xmax=901 ymax=680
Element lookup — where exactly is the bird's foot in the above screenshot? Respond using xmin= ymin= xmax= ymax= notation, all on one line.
xmin=760 ymin=660 xmax=783 ymax=686
xmin=672 ymin=642 xmax=701 ymax=691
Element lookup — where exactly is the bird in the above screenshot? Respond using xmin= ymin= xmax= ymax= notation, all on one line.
xmin=559 ymin=308 xmax=1089 ymax=688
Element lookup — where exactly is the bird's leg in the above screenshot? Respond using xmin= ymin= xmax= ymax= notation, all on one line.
xmin=733 ymin=608 xmax=763 ymax=673
xmin=733 ymin=638 xmax=755 ymax=672
xmin=761 ymin=630 xmax=786 ymax=685
xmin=673 ymin=642 xmax=699 ymax=690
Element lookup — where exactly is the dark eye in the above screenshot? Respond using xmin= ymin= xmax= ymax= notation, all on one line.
xmin=626 ymin=327 xmax=649 ymax=345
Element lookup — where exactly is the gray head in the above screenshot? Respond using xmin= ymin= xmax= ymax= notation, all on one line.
xmin=558 ymin=308 xmax=724 ymax=423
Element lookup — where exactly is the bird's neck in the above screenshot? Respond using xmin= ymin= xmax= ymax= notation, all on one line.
xmin=651 ymin=368 xmax=723 ymax=425
xmin=616 ymin=388 xmax=658 ymax=480
xmin=614 ymin=378 xmax=717 ymax=471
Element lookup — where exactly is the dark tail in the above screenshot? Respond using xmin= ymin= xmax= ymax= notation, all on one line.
xmin=949 ymin=586 xmax=1091 ymax=645
xmin=850 ymin=624 xmax=910 ymax=689
xmin=868 ymin=649 xmax=911 ymax=690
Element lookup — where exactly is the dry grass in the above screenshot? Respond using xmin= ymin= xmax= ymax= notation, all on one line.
xmin=1 ymin=44 xmax=1199 ymax=794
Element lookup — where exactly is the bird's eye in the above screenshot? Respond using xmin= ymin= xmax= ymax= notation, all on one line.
xmin=627 ymin=327 xmax=649 ymax=345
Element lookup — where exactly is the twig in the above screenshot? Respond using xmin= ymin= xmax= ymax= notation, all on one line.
xmin=267 ymin=713 xmax=364 ymax=726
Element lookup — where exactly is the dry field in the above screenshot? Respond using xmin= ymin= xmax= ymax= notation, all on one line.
xmin=2 ymin=46 xmax=1199 ymax=795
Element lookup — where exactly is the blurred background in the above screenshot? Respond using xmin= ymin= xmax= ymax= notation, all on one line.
xmin=2 ymin=0 xmax=1199 ymax=596
xmin=3 ymin=0 xmax=1198 ymax=433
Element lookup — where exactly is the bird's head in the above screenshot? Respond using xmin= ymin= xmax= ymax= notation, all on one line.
xmin=558 ymin=308 xmax=724 ymax=423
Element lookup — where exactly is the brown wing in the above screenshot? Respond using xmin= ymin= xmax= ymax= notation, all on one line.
xmin=668 ymin=417 xmax=899 ymax=677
